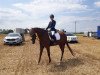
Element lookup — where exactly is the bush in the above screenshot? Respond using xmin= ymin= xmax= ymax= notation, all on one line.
xmin=0 ymin=29 xmax=13 ymax=34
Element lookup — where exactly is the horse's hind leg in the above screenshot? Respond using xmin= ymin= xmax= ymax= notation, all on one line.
xmin=46 ymin=47 xmax=51 ymax=63
xmin=38 ymin=45 xmax=44 ymax=64
xmin=59 ymin=44 xmax=65 ymax=61
xmin=66 ymin=42 xmax=74 ymax=56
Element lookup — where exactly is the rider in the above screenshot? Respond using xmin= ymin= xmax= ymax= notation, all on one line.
xmin=46 ymin=14 xmax=56 ymax=42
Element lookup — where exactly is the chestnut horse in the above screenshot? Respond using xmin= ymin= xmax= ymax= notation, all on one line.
xmin=30 ymin=28 xmax=74 ymax=63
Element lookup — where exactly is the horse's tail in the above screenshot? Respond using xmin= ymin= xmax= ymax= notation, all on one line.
xmin=65 ymin=41 xmax=75 ymax=56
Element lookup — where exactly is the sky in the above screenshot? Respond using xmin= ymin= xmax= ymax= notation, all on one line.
xmin=0 ymin=0 xmax=100 ymax=32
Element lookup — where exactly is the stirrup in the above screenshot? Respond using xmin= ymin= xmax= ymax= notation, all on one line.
xmin=51 ymin=39 xmax=54 ymax=42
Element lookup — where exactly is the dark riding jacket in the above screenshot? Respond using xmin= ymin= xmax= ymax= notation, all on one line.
xmin=46 ymin=20 xmax=56 ymax=31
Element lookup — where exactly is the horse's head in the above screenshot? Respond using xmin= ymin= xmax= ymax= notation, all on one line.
xmin=30 ymin=28 xmax=36 ymax=44
xmin=30 ymin=28 xmax=47 ymax=44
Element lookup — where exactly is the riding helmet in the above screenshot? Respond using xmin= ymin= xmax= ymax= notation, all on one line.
xmin=50 ymin=14 xmax=54 ymax=18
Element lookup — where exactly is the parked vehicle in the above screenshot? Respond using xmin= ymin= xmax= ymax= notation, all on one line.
xmin=66 ymin=33 xmax=78 ymax=42
xmin=83 ymin=31 xmax=88 ymax=37
xmin=14 ymin=28 xmax=25 ymax=41
xmin=3 ymin=33 xmax=23 ymax=45
xmin=97 ymin=26 xmax=100 ymax=39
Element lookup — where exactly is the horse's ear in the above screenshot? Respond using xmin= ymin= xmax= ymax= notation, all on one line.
xmin=28 ymin=29 xmax=32 ymax=36
xmin=24 ymin=28 xmax=30 ymax=34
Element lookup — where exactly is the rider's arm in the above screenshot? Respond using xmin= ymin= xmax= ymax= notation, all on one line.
xmin=46 ymin=22 xmax=50 ymax=30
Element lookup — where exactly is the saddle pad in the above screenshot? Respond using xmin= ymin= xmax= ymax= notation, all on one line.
xmin=55 ymin=33 xmax=60 ymax=40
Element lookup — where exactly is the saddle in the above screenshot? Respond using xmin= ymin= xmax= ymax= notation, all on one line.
xmin=48 ymin=31 xmax=60 ymax=42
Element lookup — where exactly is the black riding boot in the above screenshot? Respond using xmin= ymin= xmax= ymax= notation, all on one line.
xmin=52 ymin=35 xmax=56 ymax=42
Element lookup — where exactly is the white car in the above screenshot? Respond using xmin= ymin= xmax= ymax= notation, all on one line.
xmin=4 ymin=33 xmax=23 ymax=45
xmin=66 ymin=33 xmax=78 ymax=42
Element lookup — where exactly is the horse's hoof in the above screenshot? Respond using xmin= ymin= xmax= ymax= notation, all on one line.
xmin=38 ymin=61 xmax=40 ymax=65
xmin=49 ymin=60 xmax=51 ymax=63
xmin=72 ymin=53 xmax=75 ymax=56
xmin=60 ymin=59 xmax=62 ymax=62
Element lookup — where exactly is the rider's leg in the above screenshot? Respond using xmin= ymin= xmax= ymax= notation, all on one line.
xmin=52 ymin=35 xmax=56 ymax=41
xmin=51 ymin=31 xmax=56 ymax=42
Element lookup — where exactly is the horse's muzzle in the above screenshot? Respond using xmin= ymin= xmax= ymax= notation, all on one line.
xmin=32 ymin=41 xmax=35 ymax=44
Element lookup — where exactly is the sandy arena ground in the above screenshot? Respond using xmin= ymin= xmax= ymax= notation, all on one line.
xmin=0 ymin=34 xmax=100 ymax=75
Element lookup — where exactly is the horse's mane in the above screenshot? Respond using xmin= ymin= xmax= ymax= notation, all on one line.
xmin=34 ymin=27 xmax=46 ymax=31
xmin=31 ymin=27 xmax=48 ymax=34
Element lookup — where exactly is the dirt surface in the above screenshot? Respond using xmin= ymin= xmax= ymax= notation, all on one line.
xmin=0 ymin=34 xmax=100 ymax=75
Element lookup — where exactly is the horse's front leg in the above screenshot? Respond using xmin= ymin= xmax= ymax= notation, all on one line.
xmin=46 ymin=47 xmax=51 ymax=63
xmin=38 ymin=44 xmax=44 ymax=64
xmin=59 ymin=44 xmax=65 ymax=61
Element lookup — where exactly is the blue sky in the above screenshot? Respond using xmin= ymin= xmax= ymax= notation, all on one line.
xmin=0 ymin=0 xmax=100 ymax=32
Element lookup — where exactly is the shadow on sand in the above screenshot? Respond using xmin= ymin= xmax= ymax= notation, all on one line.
xmin=49 ymin=58 xmax=84 ymax=72
xmin=5 ymin=42 xmax=26 ymax=46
